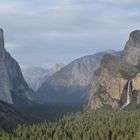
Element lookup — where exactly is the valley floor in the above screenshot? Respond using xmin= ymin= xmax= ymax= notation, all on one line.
xmin=1 ymin=107 xmax=140 ymax=140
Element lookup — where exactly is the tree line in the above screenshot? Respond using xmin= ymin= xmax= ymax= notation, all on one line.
xmin=1 ymin=108 xmax=140 ymax=140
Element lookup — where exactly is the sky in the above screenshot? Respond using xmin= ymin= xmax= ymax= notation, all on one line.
xmin=0 ymin=0 xmax=140 ymax=67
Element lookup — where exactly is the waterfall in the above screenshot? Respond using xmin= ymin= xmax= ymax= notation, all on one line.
xmin=126 ymin=80 xmax=130 ymax=105
xmin=120 ymin=80 xmax=131 ymax=110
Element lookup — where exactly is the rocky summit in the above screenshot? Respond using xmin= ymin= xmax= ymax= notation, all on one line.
xmin=89 ymin=30 xmax=140 ymax=109
xmin=0 ymin=29 xmax=36 ymax=105
xmin=123 ymin=30 xmax=140 ymax=65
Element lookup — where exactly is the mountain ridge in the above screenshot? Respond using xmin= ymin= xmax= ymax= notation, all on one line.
xmin=89 ymin=30 xmax=140 ymax=109
xmin=38 ymin=49 xmax=121 ymax=105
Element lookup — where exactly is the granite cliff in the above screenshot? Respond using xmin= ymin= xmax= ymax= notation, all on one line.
xmin=0 ymin=29 xmax=35 ymax=105
xmin=89 ymin=30 xmax=140 ymax=109
xmin=38 ymin=50 xmax=120 ymax=105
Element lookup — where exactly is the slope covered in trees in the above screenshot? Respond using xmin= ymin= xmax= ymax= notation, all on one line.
xmin=1 ymin=108 xmax=140 ymax=140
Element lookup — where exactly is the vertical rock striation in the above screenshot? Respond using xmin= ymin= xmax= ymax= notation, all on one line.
xmin=89 ymin=30 xmax=140 ymax=109
xmin=0 ymin=29 xmax=36 ymax=105
xmin=0 ymin=29 xmax=13 ymax=104
xmin=123 ymin=30 xmax=140 ymax=65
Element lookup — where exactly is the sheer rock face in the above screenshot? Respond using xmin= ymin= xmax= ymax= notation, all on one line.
xmin=0 ymin=29 xmax=35 ymax=104
xmin=89 ymin=30 xmax=140 ymax=109
xmin=89 ymin=55 xmax=127 ymax=109
xmin=123 ymin=30 xmax=140 ymax=65
xmin=89 ymin=72 xmax=140 ymax=109
xmin=38 ymin=51 xmax=120 ymax=104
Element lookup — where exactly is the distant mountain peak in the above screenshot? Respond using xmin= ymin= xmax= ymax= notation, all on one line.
xmin=22 ymin=63 xmax=65 ymax=91
xmin=123 ymin=29 xmax=140 ymax=65
xmin=130 ymin=30 xmax=140 ymax=44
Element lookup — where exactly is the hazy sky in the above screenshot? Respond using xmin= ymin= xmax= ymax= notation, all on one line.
xmin=1 ymin=0 xmax=140 ymax=67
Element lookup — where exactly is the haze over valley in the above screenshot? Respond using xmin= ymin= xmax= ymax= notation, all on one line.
xmin=1 ymin=0 xmax=140 ymax=140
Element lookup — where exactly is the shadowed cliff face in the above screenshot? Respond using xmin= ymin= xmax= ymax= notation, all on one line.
xmin=89 ymin=30 xmax=140 ymax=109
xmin=0 ymin=29 xmax=13 ymax=104
xmin=0 ymin=29 xmax=36 ymax=105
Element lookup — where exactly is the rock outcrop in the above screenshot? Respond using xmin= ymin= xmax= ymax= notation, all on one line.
xmin=0 ymin=29 xmax=36 ymax=105
xmin=123 ymin=30 xmax=140 ymax=65
xmin=89 ymin=30 xmax=140 ymax=109
xmin=38 ymin=50 xmax=120 ymax=105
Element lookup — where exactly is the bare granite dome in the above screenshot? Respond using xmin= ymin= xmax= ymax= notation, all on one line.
xmin=130 ymin=30 xmax=140 ymax=44
xmin=123 ymin=30 xmax=140 ymax=65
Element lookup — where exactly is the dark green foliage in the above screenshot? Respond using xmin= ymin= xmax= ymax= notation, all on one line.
xmin=0 ymin=102 xmax=84 ymax=133
xmin=17 ymin=103 xmax=83 ymax=122
xmin=2 ymin=109 xmax=140 ymax=140
xmin=0 ymin=101 xmax=30 ymax=133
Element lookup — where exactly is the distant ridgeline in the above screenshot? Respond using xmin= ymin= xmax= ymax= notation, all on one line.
xmin=1 ymin=29 xmax=140 ymax=116
xmin=37 ymin=50 xmax=121 ymax=106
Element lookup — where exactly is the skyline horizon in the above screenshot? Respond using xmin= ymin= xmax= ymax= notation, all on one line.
xmin=4 ymin=29 xmax=134 ymax=67
xmin=0 ymin=0 xmax=140 ymax=66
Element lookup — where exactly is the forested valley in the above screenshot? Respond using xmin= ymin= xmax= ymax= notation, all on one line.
xmin=1 ymin=105 xmax=140 ymax=140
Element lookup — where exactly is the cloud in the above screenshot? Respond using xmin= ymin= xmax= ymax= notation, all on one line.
xmin=0 ymin=0 xmax=140 ymax=66
xmin=96 ymin=0 xmax=139 ymax=5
